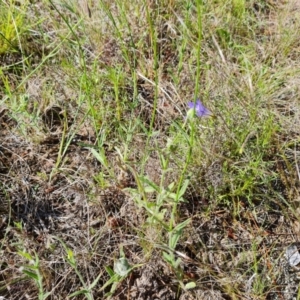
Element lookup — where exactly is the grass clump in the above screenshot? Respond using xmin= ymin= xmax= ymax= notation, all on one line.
xmin=0 ymin=1 xmax=27 ymax=54
xmin=1 ymin=0 xmax=300 ymax=299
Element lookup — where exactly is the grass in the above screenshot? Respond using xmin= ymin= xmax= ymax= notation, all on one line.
xmin=1 ymin=0 xmax=300 ymax=299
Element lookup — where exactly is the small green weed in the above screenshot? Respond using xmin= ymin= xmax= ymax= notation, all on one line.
xmin=18 ymin=251 xmax=51 ymax=300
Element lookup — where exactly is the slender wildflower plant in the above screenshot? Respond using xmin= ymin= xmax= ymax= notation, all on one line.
xmin=187 ymin=99 xmax=211 ymax=118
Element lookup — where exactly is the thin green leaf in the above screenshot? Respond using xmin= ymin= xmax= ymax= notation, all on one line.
xmin=69 ymin=289 xmax=89 ymax=297
xmin=89 ymin=272 xmax=103 ymax=290
xmin=185 ymin=282 xmax=196 ymax=290
xmin=144 ymin=185 xmax=157 ymax=193
xmin=163 ymin=252 xmax=173 ymax=264
xmin=18 ymin=251 xmax=33 ymax=261
xmin=173 ymin=218 xmax=191 ymax=232
xmin=41 ymin=291 xmax=51 ymax=300
xmin=169 ymin=219 xmax=190 ymax=249
xmin=98 ymin=274 xmax=120 ymax=292
xmin=178 ymin=179 xmax=189 ymax=199
xmin=140 ymin=176 xmax=160 ymax=192
xmin=174 ymin=257 xmax=182 ymax=269
xmin=90 ymin=148 xmax=108 ymax=168
xmin=105 ymin=266 xmax=115 ymax=278
xmin=22 ymin=270 xmax=38 ymax=280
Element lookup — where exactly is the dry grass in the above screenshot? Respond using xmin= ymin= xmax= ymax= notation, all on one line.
xmin=1 ymin=0 xmax=300 ymax=299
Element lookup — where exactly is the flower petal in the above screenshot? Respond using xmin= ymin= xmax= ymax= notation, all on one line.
xmin=187 ymin=101 xmax=196 ymax=109
xmin=188 ymin=99 xmax=210 ymax=117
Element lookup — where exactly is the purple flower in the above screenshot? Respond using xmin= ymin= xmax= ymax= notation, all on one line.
xmin=187 ymin=99 xmax=211 ymax=117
